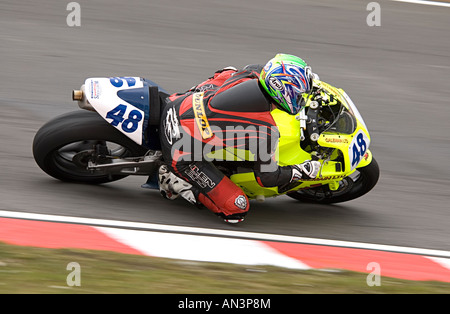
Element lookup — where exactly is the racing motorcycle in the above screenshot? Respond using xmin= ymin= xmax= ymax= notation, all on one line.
xmin=33 ymin=76 xmax=379 ymax=205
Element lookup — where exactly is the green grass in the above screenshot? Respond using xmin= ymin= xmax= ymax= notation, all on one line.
xmin=0 ymin=242 xmax=449 ymax=294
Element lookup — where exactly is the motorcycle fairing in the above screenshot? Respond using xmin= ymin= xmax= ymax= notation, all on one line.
xmin=231 ymin=80 xmax=373 ymax=199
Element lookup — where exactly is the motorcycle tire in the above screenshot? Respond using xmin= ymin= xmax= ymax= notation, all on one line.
xmin=33 ymin=110 xmax=149 ymax=184
xmin=286 ymin=157 xmax=380 ymax=204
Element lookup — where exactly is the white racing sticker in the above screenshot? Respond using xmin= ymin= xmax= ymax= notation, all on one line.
xmin=349 ymin=130 xmax=370 ymax=170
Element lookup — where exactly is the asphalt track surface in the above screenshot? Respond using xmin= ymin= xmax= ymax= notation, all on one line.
xmin=1 ymin=0 xmax=449 ymax=252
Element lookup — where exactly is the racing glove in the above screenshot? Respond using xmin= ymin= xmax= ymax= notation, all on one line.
xmin=290 ymin=160 xmax=322 ymax=181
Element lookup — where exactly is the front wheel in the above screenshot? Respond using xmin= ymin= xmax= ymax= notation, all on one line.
xmin=287 ymin=157 xmax=380 ymax=204
xmin=33 ymin=110 xmax=148 ymax=184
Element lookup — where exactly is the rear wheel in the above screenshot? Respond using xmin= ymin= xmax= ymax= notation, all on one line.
xmin=33 ymin=110 xmax=148 ymax=184
xmin=287 ymin=157 xmax=380 ymax=204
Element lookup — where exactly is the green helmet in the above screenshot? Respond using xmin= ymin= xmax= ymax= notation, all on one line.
xmin=259 ymin=53 xmax=313 ymax=115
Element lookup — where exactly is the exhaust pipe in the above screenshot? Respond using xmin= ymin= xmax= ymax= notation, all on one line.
xmin=72 ymin=84 xmax=95 ymax=111
xmin=72 ymin=89 xmax=83 ymax=101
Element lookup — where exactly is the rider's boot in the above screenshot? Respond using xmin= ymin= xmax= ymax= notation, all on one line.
xmin=158 ymin=164 xmax=197 ymax=204
xmin=158 ymin=165 xmax=247 ymax=224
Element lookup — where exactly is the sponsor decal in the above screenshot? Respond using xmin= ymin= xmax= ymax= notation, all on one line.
xmin=192 ymin=92 xmax=213 ymax=139
xmin=163 ymin=107 xmax=180 ymax=145
xmin=268 ymin=76 xmax=284 ymax=91
xmin=324 ymin=137 xmax=349 ymax=144
xmin=90 ymin=80 xmax=101 ymax=99
xmin=184 ymin=164 xmax=216 ymax=189
xmin=302 ymin=174 xmax=346 ymax=181
xmin=364 ymin=152 xmax=369 ymax=161
xmin=195 ymin=84 xmax=215 ymax=92
xmin=234 ymin=195 xmax=247 ymax=210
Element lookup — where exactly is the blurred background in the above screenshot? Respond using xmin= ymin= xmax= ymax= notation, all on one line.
xmin=1 ymin=0 xmax=450 ymax=251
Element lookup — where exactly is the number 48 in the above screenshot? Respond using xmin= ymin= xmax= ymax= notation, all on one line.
xmin=106 ymin=104 xmax=143 ymax=133
xmin=351 ymin=132 xmax=367 ymax=167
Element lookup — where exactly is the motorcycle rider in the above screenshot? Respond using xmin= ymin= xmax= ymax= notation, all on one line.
xmin=158 ymin=53 xmax=321 ymax=223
